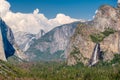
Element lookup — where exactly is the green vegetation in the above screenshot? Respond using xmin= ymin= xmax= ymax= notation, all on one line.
xmin=90 ymin=33 xmax=104 ymax=43
xmin=1 ymin=60 xmax=120 ymax=80
xmin=70 ymin=46 xmax=80 ymax=55
xmin=0 ymin=60 xmax=27 ymax=80
xmin=70 ymin=46 xmax=81 ymax=60
xmin=96 ymin=54 xmax=120 ymax=66
xmin=110 ymin=54 xmax=120 ymax=64
xmin=70 ymin=46 xmax=88 ymax=62
xmin=29 ymin=62 xmax=120 ymax=80
xmin=90 ymin=28 xmax=116 ymax=43
xmin=26 ymin=47 xmax=64 ymax=61
xmin=1 ymin=54 xmax=120 ymax=80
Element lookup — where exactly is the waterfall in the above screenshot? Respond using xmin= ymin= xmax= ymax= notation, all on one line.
xmin=89 ymin=43 xmax=100 ymax=66
xmin=24 ymin=37 xmax=35 ymax=51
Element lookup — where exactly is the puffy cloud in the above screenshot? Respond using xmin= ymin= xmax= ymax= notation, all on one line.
xmin=0 ymin=0 xmax=10 ymax=17
xmin=33 ymin=8 xmax=39 ymax=15
xmin=1 ymin=0 xmax=80 ymax=34
xmin=48 ymin=13 xmax=79 ymax=31
xmin=3 ymin=10 xmax=48 ymax=34
xmin=49 ymin=14 xmax=78 ymax=24
xmin=118 ymin=0 xmax=120 ymax=3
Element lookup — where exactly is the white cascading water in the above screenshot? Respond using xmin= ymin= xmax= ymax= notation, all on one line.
xmin=24 ymin=37 xmax=35 ymax=51
xmin=89 ymin=43 xmax=100 ymax=66
xmin=92 ymin=44 xmax=98 ymax=65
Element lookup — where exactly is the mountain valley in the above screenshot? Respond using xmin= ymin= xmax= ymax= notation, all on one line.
xmin=0 ymin=1 xmax=120 ymax=80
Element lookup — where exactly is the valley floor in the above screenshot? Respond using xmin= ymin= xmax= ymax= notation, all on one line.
xmin=0 ymin=60 xmax=120 ymax=80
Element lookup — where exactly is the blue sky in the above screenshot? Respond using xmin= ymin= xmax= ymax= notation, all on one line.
xmin=8 ymin=0 xmax=117 ymax=20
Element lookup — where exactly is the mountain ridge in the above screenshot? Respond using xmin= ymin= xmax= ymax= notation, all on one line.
xmin=26 ymin=21 xmax=80 ymax=61
xmin=66 ymin=4 xmax=120 ymax=65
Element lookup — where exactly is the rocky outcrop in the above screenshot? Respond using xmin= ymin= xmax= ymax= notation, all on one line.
xmin=66 ymin=4 xmax=120 ymax=65
xmin=26 ymin=22 xmax=80 ymax=61
xmin=93 ymin=5 xmax=120 ymax=31
xmin=35 ymin=29 xmax=45 ymax=39
xmin=100 ymin=32 xmax=120 ymax=61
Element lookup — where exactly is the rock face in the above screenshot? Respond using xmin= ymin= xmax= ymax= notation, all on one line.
xmin=100 ymin=32 xmax=120 ymax=60
xmin=66 ymin=5 xmax=120 ymax=65
xmin=14 ymin=29 xmax=45 ymax=52
xmin=0 ymin=18 xmax=15 ymax=60
xmin=26 ymin=22 xmax=79 ymax=61
xmin=14 ymin=31 xmax=36 ymax=51
xmin=91 ymin=5 xmax=120 ymax=32
xmin=0 ymin=27 xmax=6 ymax=61
xmin=0 ymin=18 xmax=26 ymax=61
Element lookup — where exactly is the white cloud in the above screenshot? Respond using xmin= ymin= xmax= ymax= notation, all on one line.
xmin=48 ymin=13 xmax=79 ymax=30
xmin=3 ymin=11 xmax=48 ymax=34
xmin=49 ymin=14 xmax=78 ymax=24
xmin=118 ymin=0 xmax=120 ymax=3
xmin=33 ymin=8 xmax=39 ymax=15
xmin=1 ymin=0 xmax=80 ymax=34
xmin=0 ymin=0 xmax=10 ymax=17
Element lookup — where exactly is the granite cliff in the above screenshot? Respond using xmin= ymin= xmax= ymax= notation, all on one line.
xmin=0 ymin=18 xmax=27 ymax=61
xmin=66 ymin=4 xmax=120 ymax=65
xmin=26 ymin=22 xmax=80 ymax=61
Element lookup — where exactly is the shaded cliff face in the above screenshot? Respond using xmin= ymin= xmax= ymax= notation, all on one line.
xmin=66 ymin=5 xmax=120 ymax=65
xmin=0 ymin=18 xmax=27 ymax=61
xmin=26 ymin=22 xmax=80 ymax=61
xmin=0 ymin=18 xmax=15 ymax=60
